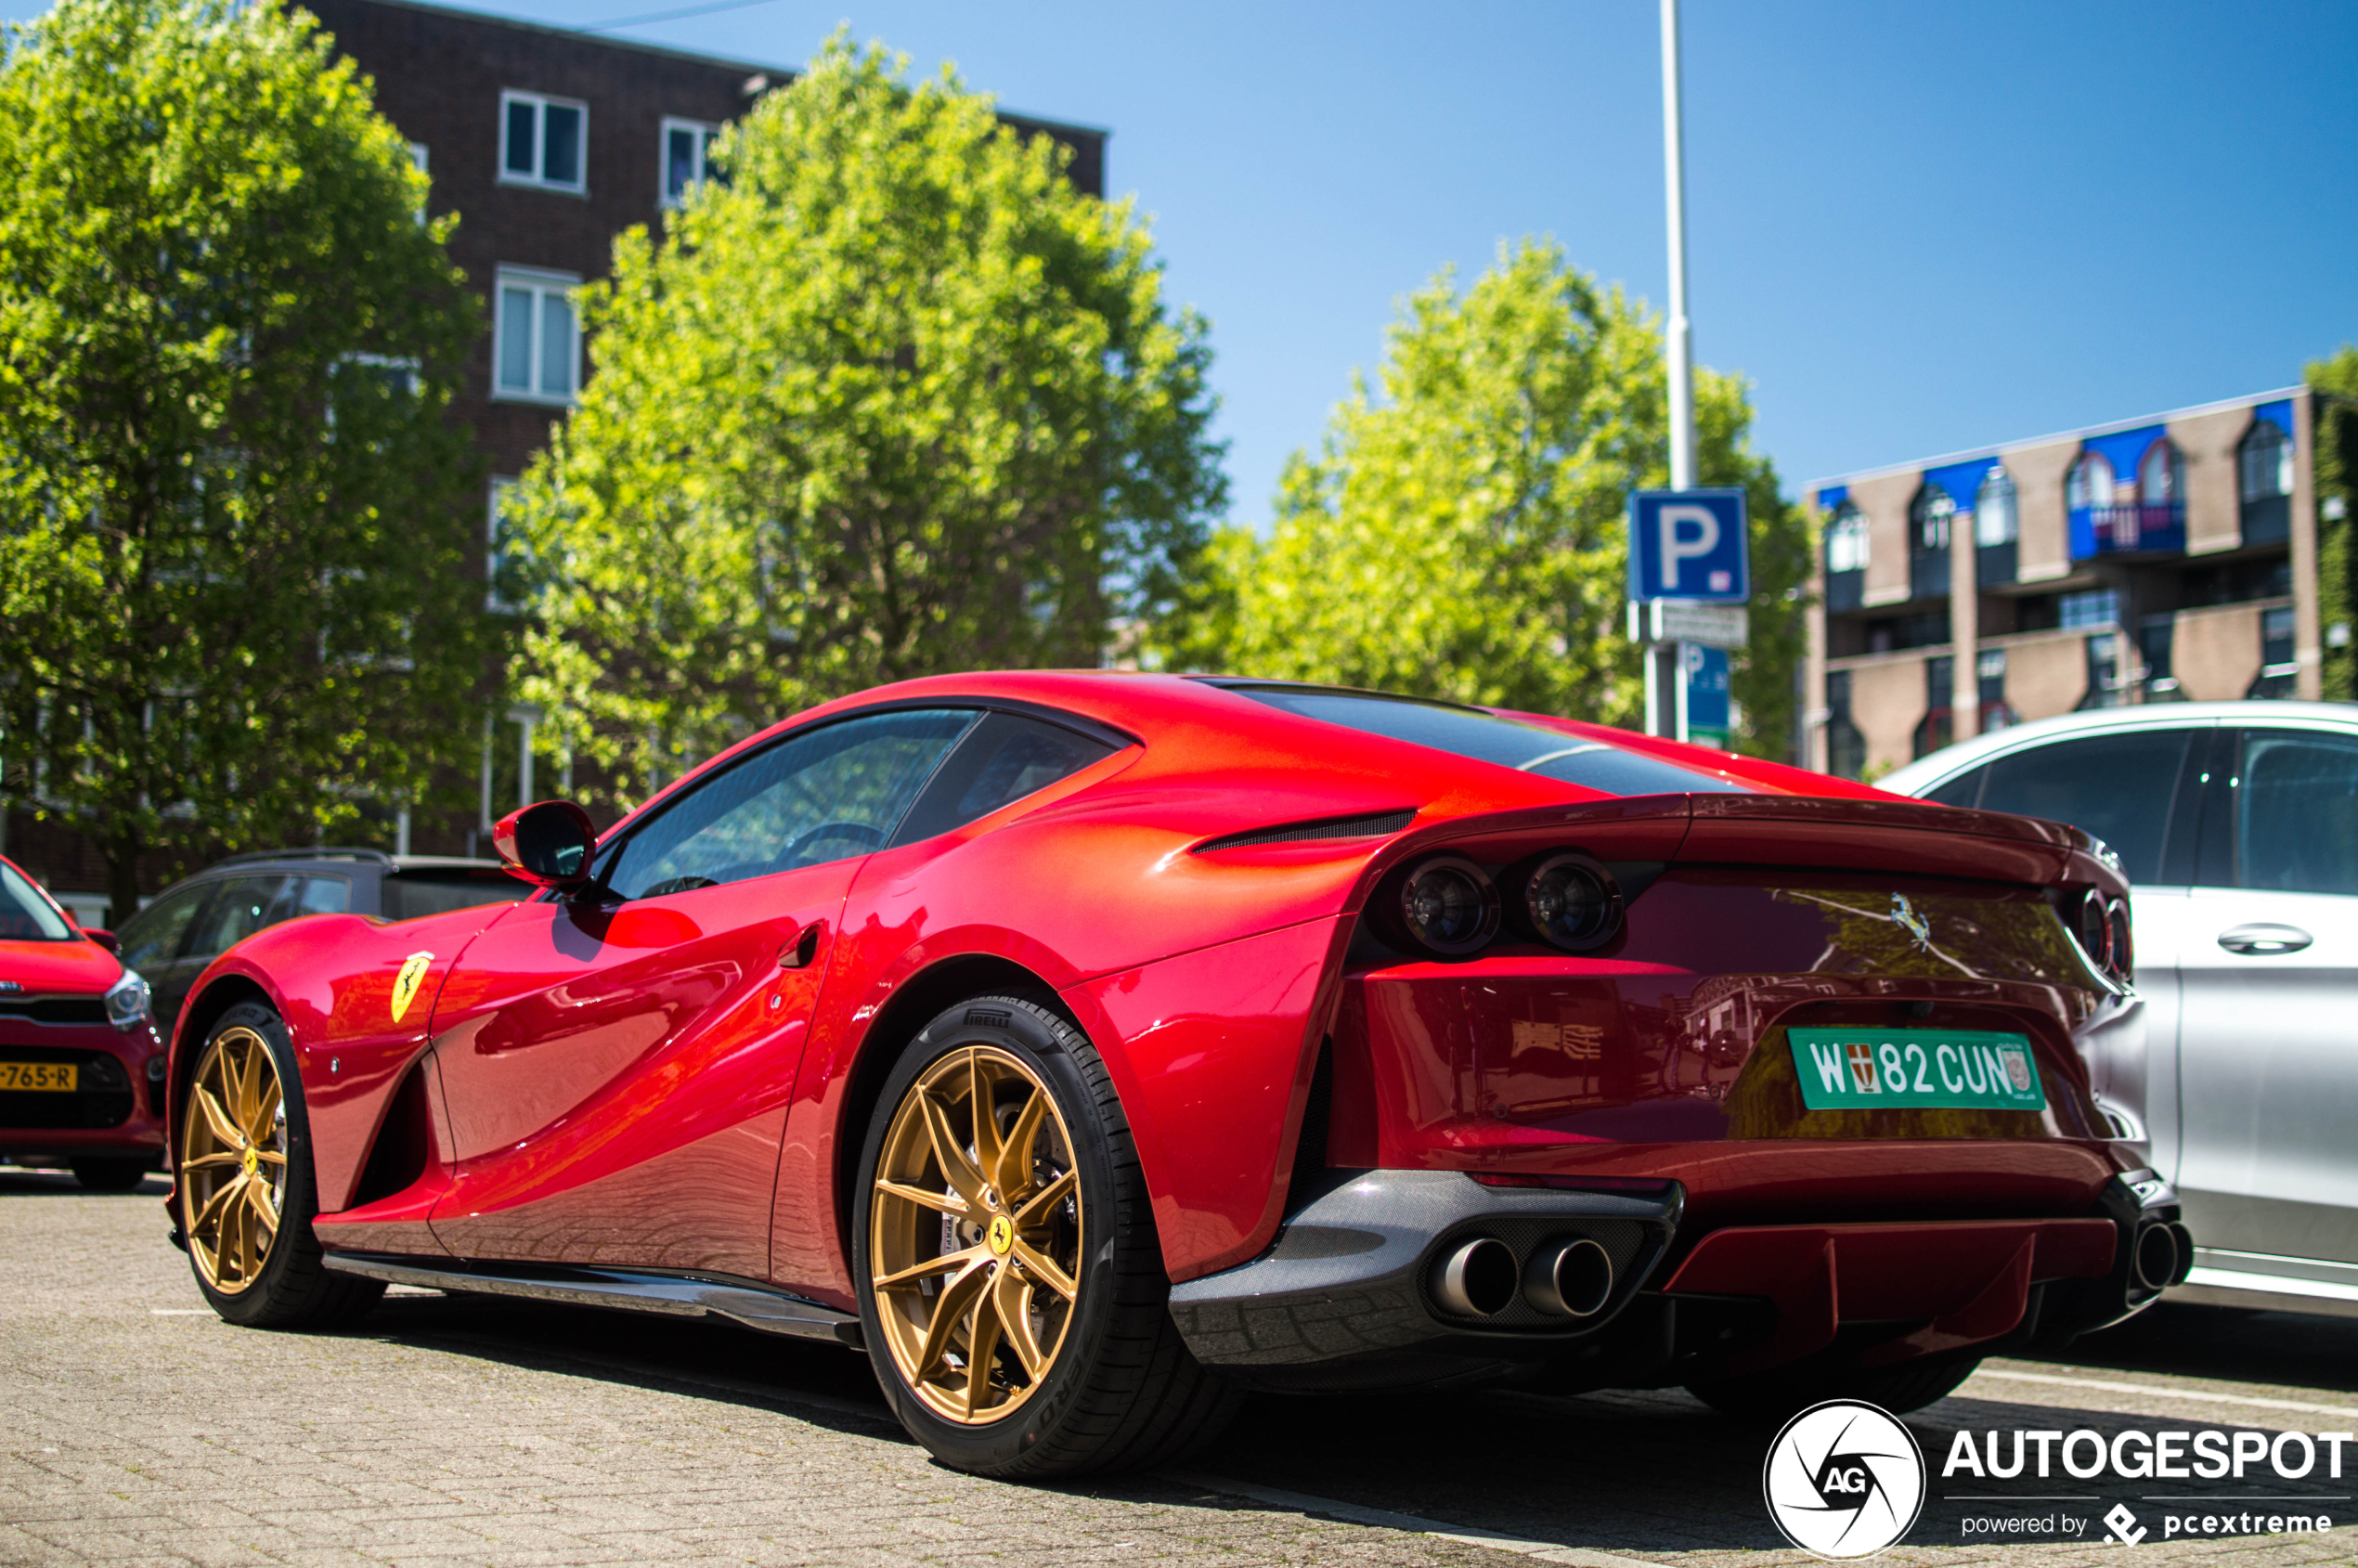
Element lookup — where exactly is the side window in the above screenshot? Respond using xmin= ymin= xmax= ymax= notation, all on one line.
xmin=186 ymin=875 xmax=350 ymax=961
xmin=891 ymin=712 xmax=1120 ymax=848
xmin=604 ymin=708 xmax=978 ymax=901
xmin=1976 ymin=730 xmax=2195 ymax=885
xmin=114 ymin=883 xmax=210 ymax=970
xmin=2235 ymin=730 xmax=2358 ymax=896
xmin=1923 ymin=766 xmax=1986 ymax=810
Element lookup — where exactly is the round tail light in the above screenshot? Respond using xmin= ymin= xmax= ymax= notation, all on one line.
xmin=1519 ymin=853 xmax=1624 ymax=952
xmin=1379 ymin=856 xmax=1499 ymax=957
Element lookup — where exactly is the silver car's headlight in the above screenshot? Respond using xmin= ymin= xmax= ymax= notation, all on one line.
xmin=103 ymin=969 xmax=152 ymax=1031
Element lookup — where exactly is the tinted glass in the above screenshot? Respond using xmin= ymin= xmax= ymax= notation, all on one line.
xmin=2236 ymin=730 xmax=2358 ymax=896
xmin=893 ymin=713 xmax=1117 ymax=847
xmin=381 ymin=875 xmax=530 ymax=923
xmin=503 ymin=98 xmax=535 ymax=175
xmin=1923 ymin=766 xmax=1986 ymax=809
xmin=1976 ymin=730 xmax=2192 ymax=884
xmin=0 ymin=862 xmax=72 ymax=941
xmin=542 ymin=103 xmax=581 ymax=184
xmin=605 ymin=708 xmax=976 ymax=901
xmin=187 ymin=875 xmax=349 ymax=960
xmin=1234 ymin=686 xmax=1743 ymax=795
xmin=114 ymin=882 xmax=210 ymax=969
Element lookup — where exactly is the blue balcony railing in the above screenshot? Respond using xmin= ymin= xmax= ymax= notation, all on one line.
xmin=2070 ymin=501 xmax=2184 ymax=559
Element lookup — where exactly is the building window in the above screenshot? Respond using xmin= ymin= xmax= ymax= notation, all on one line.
xmin=2240 ymin=419 xmax=2293 ymax=501
xmin=2058 ymin=588 xmax=2120 ymax=629
xmin=1825 ymin=503 xmax=1869 ymax=574
xmin=487 ymin=478 xmax=525 ymax=613
xmin=1974 ymin=467 xmax=2017 ymax=547
xmin=501 ymin=90 xmax=587 ymax=192
xmin=2078 ymin=632 xmax=2125 ymax=710
xmin=1976 ymin=648 xmax=2015 ymax=732
xmin=1826 ymin=670 xmax=1866 ymax=781
xmin=1909 ymin=485 xmax=1952 ymax=600
xmin=2137 ymin=439 xmax=2184 ymax=506
xmin=2248 ymin=604 xmax=2299 ymax=699
xmin=2066 ymin=451 xmax=2115 ymax=511
xmin=494 ymin=267 xmax=579 ymax=404
xmin=1914 ymin=654 xmax=1954 ymax=759
xmin=662 ymin=117 xmax=720 ymax=205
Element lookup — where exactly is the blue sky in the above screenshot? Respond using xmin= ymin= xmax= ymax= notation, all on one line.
xmin=16 ymin=0 xmax=2357 ymax=521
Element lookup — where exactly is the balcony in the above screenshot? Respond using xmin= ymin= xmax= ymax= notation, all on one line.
xmin=2070 ymin=500 xmax=2184 ymax=559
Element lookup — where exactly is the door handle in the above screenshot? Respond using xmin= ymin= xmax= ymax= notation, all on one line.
xmin=778 ymin=920 xmax=825 ymax=969
xmin=2218 ymin=922 xmax=2313 ymax=956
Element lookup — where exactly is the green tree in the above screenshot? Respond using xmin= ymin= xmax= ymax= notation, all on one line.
xmin=1147 ymin=239 xmax=1809 ymax=759
xmin=2312 ymin=346 xmax=2357 ymax=703
xmin=0 ymin=0 xmax=494 ymax=922
xmin=510 ymin=38 xmax=1224 ymax=809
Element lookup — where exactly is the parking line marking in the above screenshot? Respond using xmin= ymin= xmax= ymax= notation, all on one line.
xmin=1971 ymin=1369 xmax=2358 ymax=1420
xmin=1171 ymin=1471 xmax=1655 ymax=1567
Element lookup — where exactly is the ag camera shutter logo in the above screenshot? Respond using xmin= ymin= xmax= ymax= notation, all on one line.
xmin=1763 ymin=1400 xmax=1926 ymax=1559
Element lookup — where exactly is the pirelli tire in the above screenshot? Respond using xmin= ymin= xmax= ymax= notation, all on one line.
xmin=176 ymin=1001 xmax=384 ymax=1330
xmin=852 ymin=993 xmax=1239 ymax=1478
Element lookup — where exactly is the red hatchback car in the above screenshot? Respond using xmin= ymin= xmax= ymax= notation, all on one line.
xmin=162 ymin=674 xmax=2188 ymax=1477
xmin=1 ymin=854 xmax=165 ymax=1188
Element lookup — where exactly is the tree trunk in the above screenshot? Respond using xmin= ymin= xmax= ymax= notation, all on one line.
xmin=104 ymin=833 xmax=144 ymax=931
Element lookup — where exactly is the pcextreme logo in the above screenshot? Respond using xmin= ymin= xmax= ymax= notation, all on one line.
xmin=389 ymin=951 xmax=434 ymax=1024
xmin=1763 ymin=1400 xmax=1926 ymax=1560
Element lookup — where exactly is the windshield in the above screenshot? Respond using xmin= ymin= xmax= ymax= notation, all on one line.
xmin=1233 ymin=686 xmax=1743 ymax=796
xmin=0 ymin=862 xmax=75 ymax=941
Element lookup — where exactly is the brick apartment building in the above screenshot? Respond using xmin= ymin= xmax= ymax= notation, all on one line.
xmin=7 ymin=0 xmax=1107 ymax=920
xmin=1803 ymin=386 xmax=2336 ymax=780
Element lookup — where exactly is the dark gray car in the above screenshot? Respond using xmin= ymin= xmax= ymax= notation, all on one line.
xmin=113 ymin=849 xmax=527 ymax=1033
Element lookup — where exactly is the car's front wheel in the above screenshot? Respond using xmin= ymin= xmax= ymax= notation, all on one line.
xmin=177 ymin=1002 xmax=382 ymax=1328
xmin=853 ymin=994 xmax=1237 ymax=1478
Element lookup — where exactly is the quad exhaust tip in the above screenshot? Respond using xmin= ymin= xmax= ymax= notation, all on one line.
xmin=1524 ymin=1238 xmax=1614 ymax=1318
xmin=2132 ymin=1221 xmax=2183 ymax=1293
xmin=1434 ymin=1235 xmax=1617 ymax=1319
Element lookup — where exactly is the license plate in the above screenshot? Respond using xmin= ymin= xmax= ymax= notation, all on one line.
xmin=1788 ymin=1028 xmax=2046 ymax=1112
xmin=0 ymin=1061 xmax=77 ymax=1093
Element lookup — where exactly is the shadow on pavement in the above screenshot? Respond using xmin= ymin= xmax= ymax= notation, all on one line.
xmin=0 ymin=1165 xmax=168 ymax=1198
xmin=2049 ymin=1301 xmax=2358 ymax=1396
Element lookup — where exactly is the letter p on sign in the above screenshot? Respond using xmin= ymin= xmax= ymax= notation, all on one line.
xmin=1627 ymin=489 xmax=1750 ymax=605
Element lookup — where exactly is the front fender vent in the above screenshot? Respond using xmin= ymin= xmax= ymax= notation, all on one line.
xmin=1194 ymin=809 xmax=1416 ymax=854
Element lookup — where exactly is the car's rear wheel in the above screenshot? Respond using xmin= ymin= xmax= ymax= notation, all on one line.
xmin=1687 ymin=1354 xmax=1982 ymax=1423
xmin=177 ymin=1002 xmax=382 ymax=1328
xmin=71 ymin=1157 xmax=152 ymax=1192
xmin=853 ymin=994 xmax=1237 ymax=1478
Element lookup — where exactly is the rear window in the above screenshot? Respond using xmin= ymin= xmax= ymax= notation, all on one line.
xmin=1232 ymin=686 xmax=1743 ymax=796
xmin=382 ymin=874 xmax=530 ymax=923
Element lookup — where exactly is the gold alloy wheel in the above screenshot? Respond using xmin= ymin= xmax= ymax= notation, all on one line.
xmin=869 ymin=1044 xmax=1083 ymax=1424
xmin=179 ymin=1026 xmax=288 ymax=1294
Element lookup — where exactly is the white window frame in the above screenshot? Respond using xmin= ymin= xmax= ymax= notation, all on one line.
xmin=499 ymin=89 xmax=589 ymax=194
xmin=660 ymin=116 xmax=720 ymax=207
xmin=1824 ymin=504 xmax=1869 ymax=575
xmin=487 ymin=477 xmax=524 ymax=614
xmin=492 ymin=266 xmax=581 ymax=406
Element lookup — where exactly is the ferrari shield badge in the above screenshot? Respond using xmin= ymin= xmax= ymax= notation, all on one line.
xmin=390 ymin=951 xmax=434 ymax=1024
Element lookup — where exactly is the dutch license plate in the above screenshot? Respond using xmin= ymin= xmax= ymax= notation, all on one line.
xmin=0 ymin=1061 xmax=77 ymax=1093
xmin=1788 ymin=1028 xmax=2045 ymax=1112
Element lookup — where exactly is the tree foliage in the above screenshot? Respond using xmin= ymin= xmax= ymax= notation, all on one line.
xmin=0 ymin=0 xmax=492 ymax=919
xmin=510 ymin=39 xmax=1225 ymax=809
xmin=1146 ymin=240 xmax=1808 ymax=758
xmin=2312 ymin=345 xmax=2357 ymax=703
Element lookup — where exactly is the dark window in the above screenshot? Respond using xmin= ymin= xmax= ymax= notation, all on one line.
xmin=2234 ymin=730 xmax=2358 ymax=897
xmin=1909 ymin=486 xmax=1953 ymax=600
xmin=1913 ymin=656 xmax=1954 ymax=760
xmin=1924 ymin=765 xmax=1986 ymax=809
xmin=1232 ymin=686 xmax=1743 ymax=795
xmin=602 ymin=708 xmax=977 ymax=900
xmin=0 ymin=861 xmax=72 ymax=941
xmin=1825 ymin=670 xmax=1867 ymax=781
xmin=113 ymin=882 xmax=210 ymax=969
xmin=185 ymin=875 xmax=351 ymax=963
xmin=1976 ymin=729 xmax=2196 ymax=884
xmin=892 ymin=713 xmax=1118 ymax=847
xmin=381 ymin=874 xmax=531 ymax=924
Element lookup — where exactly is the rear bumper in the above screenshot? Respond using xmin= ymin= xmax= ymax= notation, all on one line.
xmin=1168 ymin=1167 xmax=2187 ymax=1393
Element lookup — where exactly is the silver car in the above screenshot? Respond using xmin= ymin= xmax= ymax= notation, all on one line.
xmin=1883 ymin=701 xmax=2358 ymax=1321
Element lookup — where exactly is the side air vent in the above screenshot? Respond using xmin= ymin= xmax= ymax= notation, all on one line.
xmin=1194 ymin=809 xmax=1417 ymax=854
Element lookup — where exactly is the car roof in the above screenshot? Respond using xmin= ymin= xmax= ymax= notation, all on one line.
xmin=183 ymin=851 xmax=504 ymax=882
xmin=1879 ymin=700 xmax=2358 ymax=797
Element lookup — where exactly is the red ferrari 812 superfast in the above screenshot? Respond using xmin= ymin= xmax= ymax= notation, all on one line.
xmin=162 ymin=673 xmax=2189 ymax=1476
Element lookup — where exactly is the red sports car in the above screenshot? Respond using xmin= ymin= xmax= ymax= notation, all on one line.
xmin=162 ymin=674 xmax=2189 ymax=1476
xmin=1 ymin=853 xmax=166 ymax=1188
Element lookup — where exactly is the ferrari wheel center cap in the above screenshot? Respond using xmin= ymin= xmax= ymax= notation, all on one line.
xmin=986 ymin=1213 xmax=1015 ymax=1257
xmin=240 ymin=1147 xmax=259 ymax=1176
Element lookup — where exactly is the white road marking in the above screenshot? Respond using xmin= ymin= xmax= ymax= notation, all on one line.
xmin=1170 ymin=1471 xmax=1656 ymax=1567
xmin=1970 ymin=1368 xmax=2358 ymax=1421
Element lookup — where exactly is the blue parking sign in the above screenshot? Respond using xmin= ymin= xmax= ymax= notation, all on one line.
xmin=1627 ymin=488 xmax=1750 ymax=603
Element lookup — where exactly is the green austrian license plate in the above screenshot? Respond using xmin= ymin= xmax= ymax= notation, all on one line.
xmin=1788 ymin=1028 xmax=2047 ymax=1112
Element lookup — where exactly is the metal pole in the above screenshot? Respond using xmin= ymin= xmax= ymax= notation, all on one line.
xmin=1648 ymin=0 xmax=1694 ymax=740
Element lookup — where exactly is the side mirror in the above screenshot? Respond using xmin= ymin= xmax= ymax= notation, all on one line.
xmin=493 ymin=800 xmax=597 ymax=891
xmin=84 ymin=927 xmax=121 ymax=954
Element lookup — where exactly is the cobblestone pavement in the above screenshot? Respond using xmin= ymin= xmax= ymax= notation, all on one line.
xmin=6 ymin=1167 xmax=2355 ymax=1567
